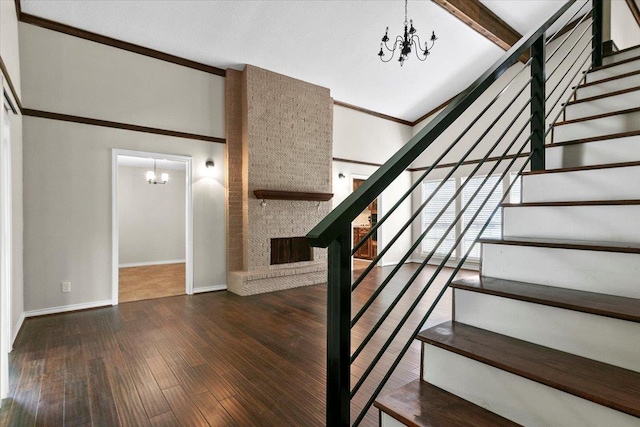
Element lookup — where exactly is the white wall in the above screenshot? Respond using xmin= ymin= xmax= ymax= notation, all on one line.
xmin=118 ymin=166 xmax=186 ymax=266
xmin=611 ymin=0 xmax=640 ymax=50
xmin=19 ymin=22 xmax=226 ymax=313
xmin=18 ymin=24 xmax=224 ymax=139
xmin=332 ymin=105 xmax=414 ymax=267
xmin=0 ymin=0 xmax=24 ymax=345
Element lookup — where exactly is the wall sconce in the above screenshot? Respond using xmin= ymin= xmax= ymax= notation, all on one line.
xmin=206 ymin=160 xmax=215 ymax=168
xmin=338 ymin=173 xmax=346 ymax=179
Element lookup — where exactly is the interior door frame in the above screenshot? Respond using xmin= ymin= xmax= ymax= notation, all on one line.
xmin=351 ymin=174 xmax=383 ymax=265
xmin=0 ymin=89 xmax=15 ymax=400
xmin=111 ymin=149 xmax=194 ymax=305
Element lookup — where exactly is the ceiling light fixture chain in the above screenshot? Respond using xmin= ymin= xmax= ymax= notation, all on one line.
xmin=378 ymin=0 xmax=437 ymax=66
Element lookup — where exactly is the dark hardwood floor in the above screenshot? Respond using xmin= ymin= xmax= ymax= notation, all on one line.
xmin=0 ymin=263 xmax=473 ymax=426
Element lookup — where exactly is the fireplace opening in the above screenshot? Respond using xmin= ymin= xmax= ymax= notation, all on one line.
xmin=271 ymin=237 xmax=313 ymax=265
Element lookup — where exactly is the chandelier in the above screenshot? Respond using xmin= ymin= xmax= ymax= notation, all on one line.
xmin=378 ymin=0 xmax=437 ymax=66
xmin=146 ymin=159 xmax=168 ymax=185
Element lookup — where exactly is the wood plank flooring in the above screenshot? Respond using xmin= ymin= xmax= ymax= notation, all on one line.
xmin=1 ymin=263 xmax=473 ymax=426
xmin=119 ymin=263 xmax=186 ymax=303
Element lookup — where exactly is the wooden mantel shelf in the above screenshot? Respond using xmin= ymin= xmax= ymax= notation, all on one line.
xmin=253 ymin=190 xmax=333 ymax=202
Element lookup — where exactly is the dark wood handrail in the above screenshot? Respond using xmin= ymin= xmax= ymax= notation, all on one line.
xmin=307 ymin=0 xmax=580 ymax=248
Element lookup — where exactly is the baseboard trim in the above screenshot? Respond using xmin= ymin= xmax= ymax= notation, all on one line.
xmin=119 ymin=259 xmax=186 ymax=268
xmin=193 ymin=284 xmax=226 ymax=294
xmin=24 ymin=299 xmax=113 ymax=318
xmin=11 ymin=312 xmax=25 ymax=348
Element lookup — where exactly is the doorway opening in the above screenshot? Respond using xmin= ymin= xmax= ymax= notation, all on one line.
xmin=112 ymin=150 xmax=193 ymax=304
xmin=352 ymin=178 xmax=378 ymax=269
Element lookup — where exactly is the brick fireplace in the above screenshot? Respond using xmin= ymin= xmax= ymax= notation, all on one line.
xmin=225 ymin=65 xmax=332 ymax=296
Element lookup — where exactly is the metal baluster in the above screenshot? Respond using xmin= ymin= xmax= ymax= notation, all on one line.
xmin=531 ymin=35 xmax=546 ymax=171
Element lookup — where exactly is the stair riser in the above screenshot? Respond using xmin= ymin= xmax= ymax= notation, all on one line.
xmin=603 ymin=50 xmax=640 ymax=66
xmin=380 ymin=413 xmax=405 ymax=427
xmin=503 ymin=205 xmax=640 ymax=243
xmin=588 ymin=58 xmax=640 ymax=82
xmin=565 ymin=89 xmax=640 ymax=120
xmin=522 ymin=165 xmax=640 ymax=202
xmin=422 ymin=344 xmax=640 ymax=427
xmin=481 ymin=243 xmax=640 ymax=299
xmin=553 ymin=111 xmax=640 ymax=143
xmin=577 ymin=73 xmax=640 ymax=99
xmin=454 ymin=289 xmax=640 ymax=372
xmin=546 ymin=135 xmax=640 ymax=169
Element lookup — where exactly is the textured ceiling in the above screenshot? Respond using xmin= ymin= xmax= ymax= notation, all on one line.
xmin=21 ymin=0 xmax=569 ymax=122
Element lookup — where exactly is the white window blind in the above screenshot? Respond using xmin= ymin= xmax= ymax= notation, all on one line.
xmin=510 ymin=171 xmax=522 ymax=204
xmin=421 ymin=178 xmax=456 ymax=257
xmin=462 ymin=175 xmax=503 ymax=260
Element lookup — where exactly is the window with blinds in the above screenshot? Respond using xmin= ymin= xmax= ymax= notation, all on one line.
xmin=421 ymin=178 xmax=457 ymax=257
xmin=461 ymin=175 xmax=503 ymax=260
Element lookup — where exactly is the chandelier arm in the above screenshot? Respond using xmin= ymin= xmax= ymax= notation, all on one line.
xmin=382 ymin=39 xmax=398 ymax=53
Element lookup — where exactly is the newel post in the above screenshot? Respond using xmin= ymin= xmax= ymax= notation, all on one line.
xmin=592 ymin=0 xmax=604 ymax=68
xmin=326 ymin=224 xmax=351 ymax=426
xmin=530 ymin=35 xmax=546 ymax=171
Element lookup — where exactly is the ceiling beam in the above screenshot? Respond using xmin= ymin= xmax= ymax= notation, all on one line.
xmin=432 ymin=0 xmax=528 ymax=61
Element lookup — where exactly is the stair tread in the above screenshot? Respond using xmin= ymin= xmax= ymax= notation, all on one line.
xmin=417 ymin=321 xmax=640 ymax=418
xmin=478 ymin=236 xmax=640 ymax=254
xmin=580 ymin=69 xmax=640 ymax=88
xmin=548 ymin=129 xmax=640 ymax=146
xmin=589 ymin=54 xmax=640 ymax=72
xmin=603 ymin=44 xmax=640 ymax=58
xmin=522 ymin=160 xmax=640 ymax=175
xmin=555 ymin=105 xmax=640 ymax=126
xmin=451 ymin=276 xmax=640 ymax=323
xmin=501 ymin=199 xmax=640 ymax=207
xmin=567 ymin=84 xmax=640 ymax=105
xmin=374 ymin=379 xmax=520 ymax=427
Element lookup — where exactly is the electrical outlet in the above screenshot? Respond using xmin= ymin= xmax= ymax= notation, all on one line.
xmin=61 ymin=281 xmax=71 ymax=293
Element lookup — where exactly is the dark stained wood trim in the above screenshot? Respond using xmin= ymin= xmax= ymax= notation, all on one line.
xmin=18 ymin=12 xmax=226 ymax=77
xmin=502 ymin=199 xmax=640 ymax=208
xmin=478 ymin=237 xmax=640 ymax=254
xmin=253 ymin=190 xmax=333 ymax=202
xmin=549 ymin=11 xmax=592 ymax=42
xmin=554 ymin=106 xmax=640 ymax=126
xmin=333 ymin=101 xmax=412 ymax=126
xmin=431 ymin=0 xmax=528 ymax=62
xmin=547 ymin=129 xmax=640 ymax=146
xmin=22 ymin=109 xmax=226 ymax=144
xmin=522 ymin=160 xmax=640 ymax=175
xmin=418 ymin=321 xmax=640 ymax=418
xmin=0 ymin=55 xmax=23 ymax=113
xmin=408 ymin=152 xmax=530 ymax=172
xmin=14 ymin=0 xmax=21 ymax=18
xmin=451 ymin=276 xmax=640 ymax=323
xmin=332 ymin=157 xmax=384 ymax=168
xmin=581 ymin=69 xmax=640 ymax=88
xmin=567 ymin=85 xmax=640 ymax=105
xmin=625 ymin=0 xmax=640 ymax=28
xmin=3 ymin=92 xmax=18 ymax=115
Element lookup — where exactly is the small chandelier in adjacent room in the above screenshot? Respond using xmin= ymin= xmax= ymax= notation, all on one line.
xmin=378 ymin=0 xmax=437 ymax=66
xmin=146 ymin=159 xmax=168 ymax=185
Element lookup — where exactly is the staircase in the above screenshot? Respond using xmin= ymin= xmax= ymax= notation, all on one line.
xmin=375 ymin=44 xmax=640 ymax=426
